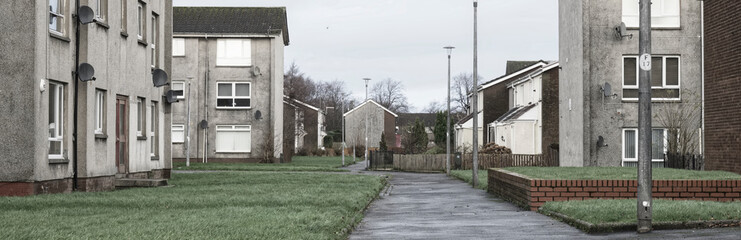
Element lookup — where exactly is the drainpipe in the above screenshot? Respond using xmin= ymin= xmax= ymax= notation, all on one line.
xmin=204 ymin=34 xmax=210 ymax=163
xmin=72 ymin=0 xmax=82 ymax=191
xmin=700 ymin=1 xmax=705 ymax=156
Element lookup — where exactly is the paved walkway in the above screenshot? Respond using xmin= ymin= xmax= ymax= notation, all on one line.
xmin=345 ymin=162 xmax=741 ymax=239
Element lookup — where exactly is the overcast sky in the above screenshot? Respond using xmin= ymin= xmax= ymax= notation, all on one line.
xmin=173 ymin=0 xmax=558 ymax=112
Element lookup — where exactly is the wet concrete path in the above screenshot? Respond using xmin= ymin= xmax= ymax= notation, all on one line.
xmin=346 ymin=161 xmax=741 ymax=239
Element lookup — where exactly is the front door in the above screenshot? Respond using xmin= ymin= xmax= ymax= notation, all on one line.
xmin=116 ymin=96 xmax=129 ymax=174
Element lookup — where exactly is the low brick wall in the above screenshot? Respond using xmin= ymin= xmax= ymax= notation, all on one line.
xmin=488 ymin=168 xmax=741 ymax=211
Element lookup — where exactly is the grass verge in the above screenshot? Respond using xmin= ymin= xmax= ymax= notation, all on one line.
xmin=540 ymin=199 xmax=741 ymax=232
xmin=503 ymin=167 xmax=741 ymax=180
xmin=174 ymin=156 xmax=357 ymax=172
xmin=450 ymin=170 xmax=488 ymax=190
xmin=0 ymin=172 xmax=384 ymax=239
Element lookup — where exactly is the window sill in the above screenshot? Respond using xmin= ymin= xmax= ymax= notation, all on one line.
xmin=137 ymin=136 xmax=147 ymax=140
xmin=121 ymin=31 xmax=129 ymax=38
xmin=49 ymin=157 xmax=69 ymax=164
xmin=173 ymin=55 xmax=186 ymax=58
xmin=215 ymin=151 xmax=251 ymax=154
xmin=138 ymin=39 xmax=148 ymax=46
xmin=94 ymin=20 xmax=110 ymax=29
xmin=215 ymin=65 xmax=253 ymax=68
xmin=216 ymin=107 xmax=252 ymax=110
xmin=49 ymin=32 xmax=71 ymax=42
xmin=95 ymin=133 xmax=108 ymax=140
xmin=151 ymin=156 xmax=160 ymax=161
xmin=173 ymin=141 xmax=184 ymax=144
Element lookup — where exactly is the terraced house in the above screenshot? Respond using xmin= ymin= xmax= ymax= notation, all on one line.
xmin=0 ymin=0 xmax=173 ymax=196
xmin=171 ymin=7 xmax=289 ymax=163
xmin=559 ymin=0 xmax=702 ymax=167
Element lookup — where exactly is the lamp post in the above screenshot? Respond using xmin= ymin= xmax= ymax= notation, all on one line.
xmin=471 ymin=0 xmax=480 ymax=188
xmin=637 ymin=0 xmax=653 ymax=233
xmin=185 ymin=77 xmax=193 ymax=167
xmin=444 ymin=46 xmax=455 ymax=176
xmin=363 ymin=78 xmax=371 ymax=169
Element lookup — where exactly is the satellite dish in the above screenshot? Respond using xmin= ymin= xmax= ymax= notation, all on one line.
xmin=152 ymin=69 xmax=169 ymax=87
xmin=78 ymin=63 xmax=96 ymax=82
xmin=250 ymin=66 xmax=262 ymax=77
xmin=603 ymin=83 xmax=612 ymax=97
xmin=254 ymin=110 xmax=262 ymax=120
xmin=165 ymin=90 xmax=179 ymax=103
xmin=615 ymin=22 xmax=633 ymax=40
xmin=78 ymin=6 xmax=95 ymax=24
xmin=597 ymin=136 xmax=607 ymax=148
xmin=199 ymin=120 xmax=208 ymax=129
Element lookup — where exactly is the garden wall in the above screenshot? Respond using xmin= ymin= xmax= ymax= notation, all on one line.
xmin=489 ymin=168 xmax=741 ymax=211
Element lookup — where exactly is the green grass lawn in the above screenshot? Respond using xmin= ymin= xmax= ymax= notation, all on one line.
xmin=503 ymin=167 xmax=741 ymax=180
xmin=450 ymin=170 xmax=488 ymax=190
xmin=0 ymin=172 xmax=383 ymax=239
xmin=541 ymin=199 xmax=741 ymax=225
xmin=174 ymin=156 xmax=358 ymax=172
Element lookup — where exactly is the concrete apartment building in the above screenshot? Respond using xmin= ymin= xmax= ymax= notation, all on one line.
xmin=559 ymin=0 xmax=702 ymax=167
xmin=171 ymin=7 xmax=288 ymax=163
xmin=344 ymin=100 xmax=397 ymax=151
xmin=703 ymin=1 xmax=741 ymax=174
xmin=492 ymin=62 xmax=559 ymax=155
xmin=0 ymin=0 xmax=173 ymax=196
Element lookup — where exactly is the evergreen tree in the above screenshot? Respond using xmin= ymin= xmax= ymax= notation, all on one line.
xmin=433 ymin=111 xmax=447 ymax=146
xmin=379 ymin=132 xmax=388 ymax=152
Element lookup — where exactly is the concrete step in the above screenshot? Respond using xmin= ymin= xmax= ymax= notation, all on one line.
xmin=114 ymin=178 xmax=168 ymax=188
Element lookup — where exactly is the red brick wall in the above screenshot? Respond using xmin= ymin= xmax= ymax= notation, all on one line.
xmin=489 ymin=169 xmax=741 ymax=211
xmin=0 ymin=178 xmax=73 ymax=197
xmin=704 ymin=1 xmax=741 ymax=173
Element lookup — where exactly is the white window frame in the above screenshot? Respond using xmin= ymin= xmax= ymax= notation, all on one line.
xmin=172 ymin=81 xmax=185 ymax=99
xmin=215 ymin=125 xmax=252 ymax=153
xmin=137 ymin=1 xmax=144 ymax=40
xmin=150 ymin=101 xmax=157 ymax=157
xmin=95 ymin=90 xmax=105 ymax=134
xmin=49 ymin=0 xmax=66 ymax=35
xmin=120 ymin=0 xmax=127 ymax=33
xmin=172 ymin=124 xmax=184 ymax=143
xmin=622 ymin=128 xmax=667 ymax=166
xmin=216 ymin=39 xmax=252 ymax=66
xmin=216 ymin=82 xmax=251 ymax=109
xmin=622 ymin=0 xmax=680 ymax=29
xmin=172 ymin=38 xmax=185 ymax=57
xmin=136 ymin=98 xmax=145 ymax=137
xmin=48 ymin=82 xmax=64 ymax=159
xmin=151 ymin=14 xmax=158 ymax=68
xmin=95 ymin=0 xmax=107 ymax=21
xmin=622 ymin=55 xmax=681 ymax=101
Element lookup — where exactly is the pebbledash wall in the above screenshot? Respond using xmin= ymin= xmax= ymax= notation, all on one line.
xmin=489 ymin=169 xmax=741 ymax=211
xmin=0 ymin=0 xmax=173 ymax=196
xmin=703 ymin=1 xmax=741 ymax=174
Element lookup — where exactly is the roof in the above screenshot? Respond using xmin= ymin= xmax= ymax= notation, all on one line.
xmin=343 ymin=100 xmax=398 ymax=118
xmin=479 ymin=60 xmax=548 ymax=91
xmin=508 ymin=62 xmax=560 ymax=88
xmin=506 ymin=61 xmax=542 ymax=75
xmin=397 ymin=113 xmax=437 ymax=128
xmin=173 ymin=7 xmax=290 ymax=46
xmin=455 ymin=111 xmax=482 ymax=126
xmin=493 ymin=104 xmax=537 ymax=123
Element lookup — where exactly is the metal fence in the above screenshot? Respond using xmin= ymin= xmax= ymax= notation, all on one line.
xmin=665 ymin=153 xmax=704 ymax=170
xmin=369 ymin=151 xmax=395 ymax=170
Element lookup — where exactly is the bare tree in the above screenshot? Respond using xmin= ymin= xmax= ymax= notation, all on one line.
xmin=314 ymin=80 xmax=352 ymax=133
xmin=370 ymin=78 xmax=410 ymax=113
xmin=451 ymin=73 xmax=480 ymax=116
xmin=284 ymin=62 xmax=317 ymax=103
xmin=655 ymin=89 xmax=701 ymax=156
xmin=422 ymin=100 xmax=445 ymax=113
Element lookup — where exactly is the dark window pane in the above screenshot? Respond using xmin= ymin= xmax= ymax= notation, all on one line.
xmin=651 ymin=57 xmax=663 ymax=87
xmin=624 ymin=57 xmax=637 ymax=86
xmin=652 ymin=89 xmax=680 ymax=99
xmin=666 ymin=58 xmax=679 ymax=86
xmin=652 ymin=129 xmax=665 ymax=160
xmin=623 ymin=89 xmax=639 ymax=99
xmin=217 ymin=99 xmax=233 ymax=107
xmin=625 ymin=130 xmax=636 ymax=159
xmin=218 ymin=84 xmax=231 ymax=97
xmin=234 ymin=99 xmax=250 ymax=107
xmin=235 ymin=84 xmax=250 ymax=97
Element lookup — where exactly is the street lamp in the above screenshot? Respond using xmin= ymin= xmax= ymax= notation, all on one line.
xmin=471 ymin=0 xmax=480 ymax=188
xmin=444 ymin=46 xmax=455 ymax=176
xmin=363 ymin=78 xmax=371 ymax=169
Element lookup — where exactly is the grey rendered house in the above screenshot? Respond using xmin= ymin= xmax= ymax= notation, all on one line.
xmin=0 ymin=0 xmax=173 ymax=196
xmin=344 ymin=100 xmax=397 ymax=151
xmin=559 ymin=0 xmax=702 ymax=167
xmin=285 ymin=97 xmax=327 ymax=152
xmin=171 ymin=7 xmax=288 ymax=163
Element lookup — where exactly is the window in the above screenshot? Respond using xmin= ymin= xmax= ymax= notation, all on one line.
xmin=172 ymin=38 xmax=185 ymax=57
xmin=217 ymin=82 xmax=251 ymax=108
xmin=622 ymin=0 xmax=680 ymax=28
xmin=150 ymin=101 xmax=158 ymax=158
xmin=622 ymin=56 xmax=680 ymax=100
xmin=95 ymin=0 xmax=107 ymax=21
xmin=215 ymin=125 xmax=251 ymax=153
xmin=137 ymin=1 xmax=145 ymax=40
xmin=120 ymin=0 xmax=127 ymax=33
xmin=172 ymin=124 xmax=184 ymax=143
xmin=216 ymin=39 xmax=252 ymax=66
xmin=151 ymin=13 xmax=159 ymax=68
xmin=48 ymin=82 xmax=64 ymax=159
xmin=172 ymin=81 xmax=185 ymax=99
xmin=49 ymin=0 xmax=66 ymax=35
xmin=95 ymin=90 xmax=105 ymax=134
xmin=622 ymin=128 xmax=667 ymax=166
xmin=136 ymin=97 xmax=145 ymax=137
